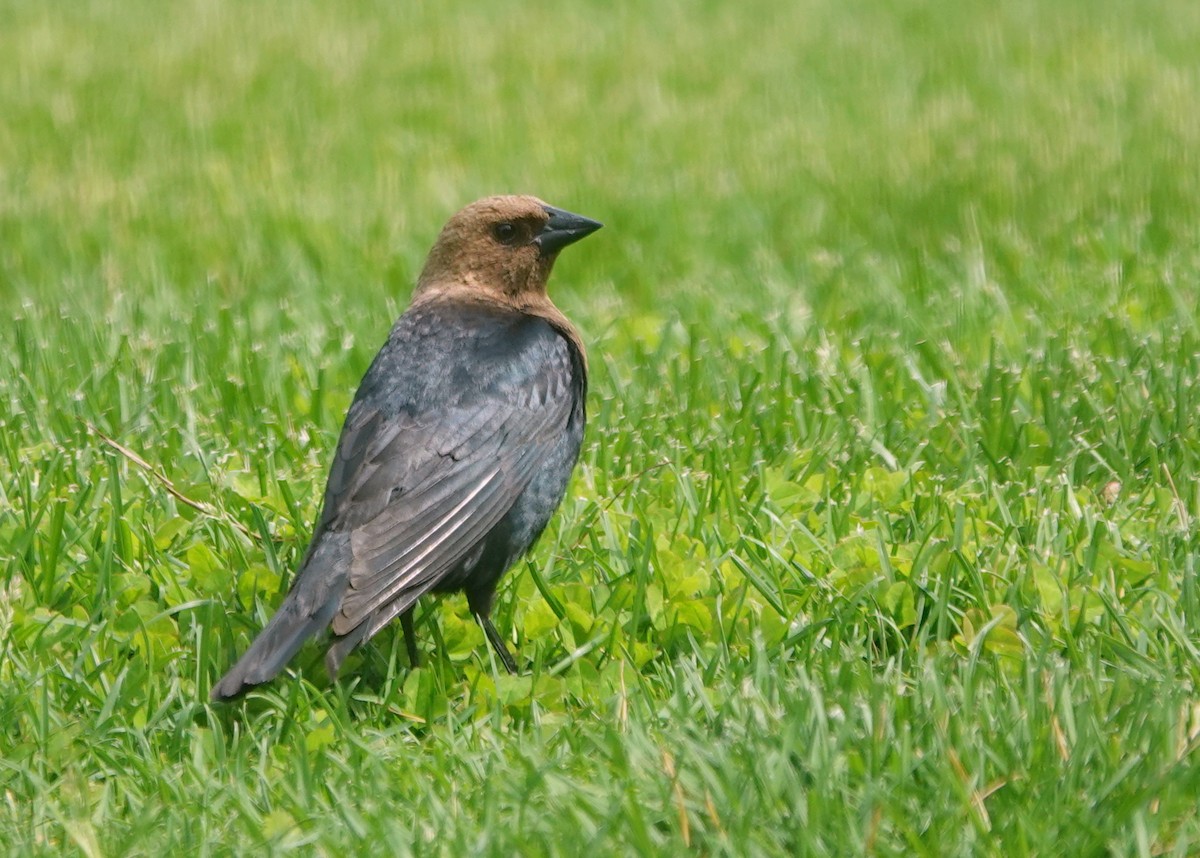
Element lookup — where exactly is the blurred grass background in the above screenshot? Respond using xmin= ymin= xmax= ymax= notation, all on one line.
xmin=2 ymin=0 xmax=1199 ymax=854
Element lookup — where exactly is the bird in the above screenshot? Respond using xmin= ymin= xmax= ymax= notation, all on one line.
xmin=210 ymin=195 xmax=601 ymax=700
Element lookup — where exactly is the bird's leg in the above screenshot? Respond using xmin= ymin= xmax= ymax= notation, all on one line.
xmin=400 ymin=609 xmax=421 ymax=668
xmin=476 ymin=613 xmax=519 ymax=674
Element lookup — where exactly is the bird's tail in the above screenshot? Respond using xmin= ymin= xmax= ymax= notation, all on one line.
xmin=210 ymin=537 xmax=348 ymax=701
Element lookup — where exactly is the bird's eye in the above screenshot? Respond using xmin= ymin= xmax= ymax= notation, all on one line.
xmin=493 ymin=222 xmax=519 ymax=245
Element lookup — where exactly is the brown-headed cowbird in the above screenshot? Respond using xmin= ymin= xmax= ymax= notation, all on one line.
xmin=211 ymin=195 xmax=601 ymax=700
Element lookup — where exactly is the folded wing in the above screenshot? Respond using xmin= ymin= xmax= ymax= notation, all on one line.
xmin=315 ymin=328 xmax=577 ymax=642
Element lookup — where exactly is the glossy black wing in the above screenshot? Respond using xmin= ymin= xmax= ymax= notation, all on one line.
xmin=313 ymin=309 xmax=579 ymax=638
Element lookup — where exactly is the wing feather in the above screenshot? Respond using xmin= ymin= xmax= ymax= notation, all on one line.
xmin=317 ymin=335 xmax=576 ymax=640
xmin=331 ymin=404 xmax=566 ymax=634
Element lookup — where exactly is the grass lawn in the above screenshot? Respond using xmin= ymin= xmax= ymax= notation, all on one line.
xmin=2 ymin=0 xmax=1200 ymax=853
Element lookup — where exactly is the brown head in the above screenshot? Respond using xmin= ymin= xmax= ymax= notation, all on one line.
xmin=414 ymin=195 xmax=602 ymax=311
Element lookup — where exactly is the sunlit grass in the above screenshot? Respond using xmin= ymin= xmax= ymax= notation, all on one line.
xmin=2 ymin=0 xmax=1199 ymax=854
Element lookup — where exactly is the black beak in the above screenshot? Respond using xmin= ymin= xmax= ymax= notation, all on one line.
xmin=535 ymin=205 xmax=603 ymax=255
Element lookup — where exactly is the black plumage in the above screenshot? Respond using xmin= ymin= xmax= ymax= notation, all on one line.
xmin=211 ymin=195 xmax=600 ymax=700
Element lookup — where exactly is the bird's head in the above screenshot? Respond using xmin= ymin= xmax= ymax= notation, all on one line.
xmin=415 ymin=195 xmax=602 ymax=305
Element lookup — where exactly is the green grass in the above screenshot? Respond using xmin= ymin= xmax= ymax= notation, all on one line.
xmin=3 ymin=0 xmax=1200 ymax=853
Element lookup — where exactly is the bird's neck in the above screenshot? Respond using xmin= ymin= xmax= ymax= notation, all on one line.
xmin=409 ymin=285 xmax=588 ymax=373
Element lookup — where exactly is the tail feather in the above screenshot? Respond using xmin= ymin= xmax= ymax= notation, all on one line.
xmin=210 ymin=536 xmax=349 ymax=701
